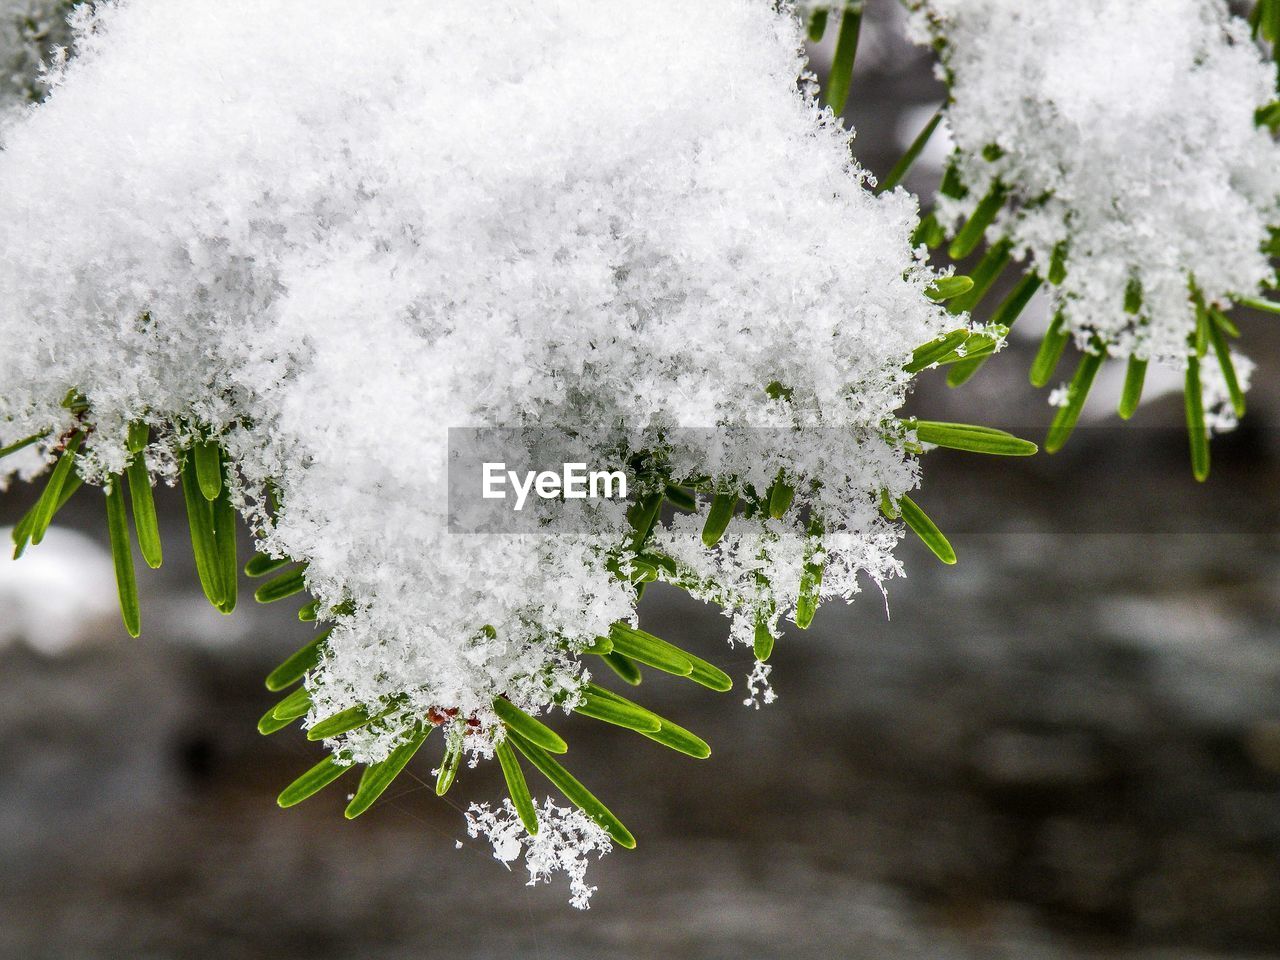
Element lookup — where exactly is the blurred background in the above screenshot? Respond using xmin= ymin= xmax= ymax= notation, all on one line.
xmin=3 ymin=6 xmax=1280 ymax=958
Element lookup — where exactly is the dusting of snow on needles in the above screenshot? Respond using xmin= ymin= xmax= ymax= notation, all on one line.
xmin=0 ymin=0 xmax=953 ymax=901
xmin=912 ymin=0 xmax=1280 ymax=370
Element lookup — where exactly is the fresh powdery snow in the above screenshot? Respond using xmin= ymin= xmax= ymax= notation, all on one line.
xmin=911 ymin=0 xmax=1280 ymax=377
xmin=0 ymin=0 xmax=957 ymax=902
xmin=466 ymin=799 xmax=614 ymax=910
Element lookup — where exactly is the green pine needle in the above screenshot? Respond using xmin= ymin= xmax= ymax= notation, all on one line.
xmin=627 ymin=491 xmax=663 ymax=553
xmin=990 ymin=273 xmax=1043 ymax=329
xmin=30 ymin=431 xmax=83 ymax=546
xmin=607 ymin=623 xmax=692 ymax=677
xmin=1194 ymin=300 xmax=1210 ymax=358
xmin=807 ymin=6 xmax=829 ymax=42
xmin=244 ymin=552 xmax=291 ymax=578
xmin=271 ymin=685 xmax=312 ymax=721
xmin=663 ymin=484 xmax=697 ymax=512
xmin=636 ymin=717 xmax=711 ymax=759
xmin=181 ymin=454 xmax=226 ymax=609
xmin=1048 ymin=242 xmax=1068 ymax=285
xmin=1030 ymin=312 xmax=1071 ymax=387
xmin=1118 ymin=357 xmax=1148 ymax=420
xmin=948 ymin=238 xmax=1013 ymax=315
xmin=609 ymin=623 xmax=732 ymax=691
xmin=580 ymin=634 xmax=613 ymax=656
xmin=253 ymin=565 xmax=307 ymax=604
xmin=308 ymin=704 xmax=375 ymax=741
xmin=1207 ymin=316 xmax=1246 ymax=419
xmin=939 ymin=163 xmax=967 ymax=200
xmin=213 ymin=484 xmax=238 ymax=614
xmin=492 ymin=698 xmax=568 ymax=754
xmin=277 ymin=756 xmax=352 ymax=808
xmin=766 ymin=473 xmax=795 ymax=519
xmin=753 ymin=615 xmax=775 ymax=661
xmin=264 ymin=628 xmax=333 ymax=692
xmin=896 ymin=494 xmax=956 ymax=565
xmin=795 ymin=519 xmax=824 ymax=630
xmin=576 ymin=683 xmax=662 ymax=733
xmin=0 ymin=431 xmax=47 ymax=461
xmin=1044 ymin=349 xmax=1103 ymax=453
xmin=598 ymin=651 xmax=643 ymax=685
xmin=1124 ymin=277 xmax=1143 ymax=314
xmin=948 ymin=183 xmax=1007 ymax=261
xmin=298 ymin=599 xmax=320 ymax=622
xmin=823 ymin=1 xmax=863 ymax=115
xmin=1209 ymin=307 xmax=1241 ymax=338
xmin=13 ymin=474 xmax=82 ymax=559
xmin=435 ymin=735 xmax=463 ymax=796
xmin=193 ymin=439 xmax=223 ymax=501
xmin=585 ymin=683 xmax=710 ymax=758
xmin=879 ymin=106 xmax=943 ymax=194
xmin=257 ymin=706 xmax=296 ymax=736
xmin=494 ymin=738 xmax=539 ymax=835
xmin=905 ymin=329 xmax=970 ymax=373
xmin=924 ymin=275 xmax=975 ymax=302
xmin=701 ymin=492 xmax=736 ymax=547
xmin=346 ymin=728 xmax=431 ymax=819
xmin=910 ymin=211 xmax=946 ymax=249
xmin=912 ymin=420 xmax=1038 ymax=456
xmin=126 ymin=455 xmax=162 ymax=569
xmin=586 ymin=684 xmax=713 ymax=759
xmin=945 ymin=354 xmax=987 ymax=387
xmin=506 ymin=728 xmax=636 ymax=849
xmin=1186 ymin=355 xmax=1210 ymax=482
xmin=105 ymin=477 xmax=141 ymax=638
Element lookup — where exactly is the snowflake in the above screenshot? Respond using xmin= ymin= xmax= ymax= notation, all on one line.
xmin=465 ymin=798 xmax=613 ymax=909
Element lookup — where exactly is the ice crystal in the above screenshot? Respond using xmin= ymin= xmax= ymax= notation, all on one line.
xmin=465 ymin=798 xmax=612 ymax=909
xmin=912 ymin=0 xmax=1280 ymax=367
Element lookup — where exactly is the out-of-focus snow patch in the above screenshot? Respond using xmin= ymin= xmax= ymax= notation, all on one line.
xmin=0 ymin=524 xmax=116 ymax=654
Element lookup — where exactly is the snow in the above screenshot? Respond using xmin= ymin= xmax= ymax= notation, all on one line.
xmin=465 ymin=798 xmax=613 ymax=909
xmin=0 ymin=0 xmax=953 ymax=898
xmin=911 ymin=0 xmax=1280 ymax=371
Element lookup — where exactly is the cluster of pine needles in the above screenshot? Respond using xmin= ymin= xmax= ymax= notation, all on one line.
xmin=6 ymin=0 xmax=1278 ymax=851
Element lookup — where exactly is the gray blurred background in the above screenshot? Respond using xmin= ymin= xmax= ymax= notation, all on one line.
xmin=3 ymin=8 xmax=1280 ymax=958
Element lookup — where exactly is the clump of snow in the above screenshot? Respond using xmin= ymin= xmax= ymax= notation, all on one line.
xmin=744 ymin=658 xmax=777 ymax=708
xmin=911 ymin=0 xmax=1280 ymax=369
xmin=0 ymin=0 xmax=954 ymax=885
xmin=466 ymin=798 xmax=613 ymax=909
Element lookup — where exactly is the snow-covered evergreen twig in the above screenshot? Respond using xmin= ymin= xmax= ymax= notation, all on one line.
xmin=904 ymin=0 xmax=1280 ymax=475
xmin=0 ymin=0 xmax=1040 ymax=905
